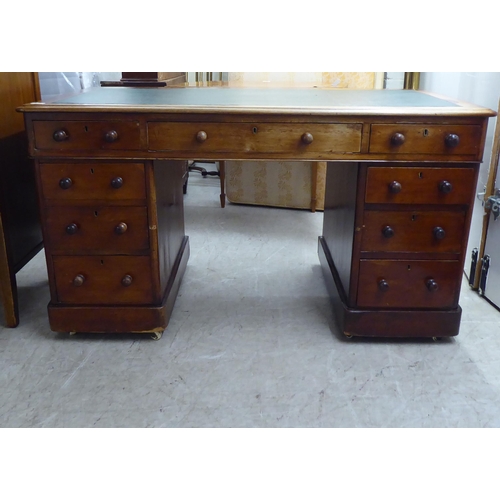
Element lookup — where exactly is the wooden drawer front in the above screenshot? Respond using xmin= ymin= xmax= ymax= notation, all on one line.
xmin=46 ymin=206 xmax=149 ymax=253
xmin=40 ymin=163 xmax=146 ymax=202
xmin=148 ymin=122 xmax=362 ymax=154
xmin=365 ymin=166 xmax=475 ymax=205
xmin=33 ymin=120 xmax=141 ymax=151
xmin=369 ymin=124 xmax=482 ymax=155
xmin=53 ymin=256 xmax=155 ymax=305
xmin=361 ymin=210 xmax=466 ymax=254
xmin=357 ymin=260 xmax=461 ymax=309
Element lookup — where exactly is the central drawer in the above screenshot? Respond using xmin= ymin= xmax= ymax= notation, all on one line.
xmin=147 ymin=121 xmax=362 ymax=154
xmin=53 ymin=256 xmax=155 ymax=305
xmin=357 ymin=259 xmax=461 ymax=309
xmin=45 ymin=206 xmax=150 ymax=253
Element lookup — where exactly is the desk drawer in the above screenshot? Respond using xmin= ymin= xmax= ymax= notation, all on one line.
xmin=34 ymin=120 xmax=141 ymax=151
xmin=45 ymin=206 xmax=150 ymax=253
xmin=369 ymin=124 xmax=482 ymax=156
xmin=53 ymin=255 xmax=155 ymax=305
xmin=40 ymin=163 xmax=146 ymax=202
xmin=360 ymin=210 xmax=466 ymax=254
xmin=147 ymin=122 xmax=362 ymax=154
xmin=365 ymin=166 xmax=475 ymax=205
xmin=357 ymin=259 xmax=460 ymax=309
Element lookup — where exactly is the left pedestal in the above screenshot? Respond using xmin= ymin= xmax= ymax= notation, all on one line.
xmin=35 ymin=159 xmax=188 ymax=334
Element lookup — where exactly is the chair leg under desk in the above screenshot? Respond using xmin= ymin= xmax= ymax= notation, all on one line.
xmin=0 ymin=213 xmax=18 ymax=327
xmin=219 ymin=160 xmax=226 ymax=208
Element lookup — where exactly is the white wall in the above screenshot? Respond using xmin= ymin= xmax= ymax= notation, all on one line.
xmin=419 ymin=72 xmax=500 ymax=279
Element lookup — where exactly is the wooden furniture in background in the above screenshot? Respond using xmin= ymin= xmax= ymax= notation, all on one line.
xmin=0 ymin=72 xmax=43 ymax=327
xmin=19 ymin=87 xmax=494 ymax=339
xmin=101 ymin=73 xmax=187 ymax=88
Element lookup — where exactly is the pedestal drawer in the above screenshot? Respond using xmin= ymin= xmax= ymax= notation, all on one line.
xmin=365 ymin=166 xmax=475 ymax=205
xmin=360 ymin=210 xmax=466 ymax=253
xmin=40 ymin=163 xmax=146 ymax=202
xmin=53 ymin=256 xmax=155 ymax=305
xmin=357 ymin=259 xmax=461 ymax=309
xmin=46 ymin=206 xmax=150 ymax=253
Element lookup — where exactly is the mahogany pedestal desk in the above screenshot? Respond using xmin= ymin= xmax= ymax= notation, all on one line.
xmin=18 ymin=88 xmax=495 ymax=339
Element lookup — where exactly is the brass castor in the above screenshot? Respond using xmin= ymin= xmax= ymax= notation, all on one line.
xmin=432 ymin=337 xmax=442 ymax=342
xmin=69 ymin=331 xmax=77 ymax=336
xmin=150 ymin=331 xmax=163 ymax=341
xmin=345 ymin=334 xmax=353 ymax=339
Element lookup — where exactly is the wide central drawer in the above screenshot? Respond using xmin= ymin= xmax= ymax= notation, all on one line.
xmin=357 ymin=259 xmax=461 ymax=309
xmin=147 ymin=122 xmax=362 ymax=154
xmin=45 ymin=206 xmax=150 ymax=253
xmin=360 ymin=210 xmax=466 ymax=253
xmin=53 ymin=256 xmax=155 ymax=305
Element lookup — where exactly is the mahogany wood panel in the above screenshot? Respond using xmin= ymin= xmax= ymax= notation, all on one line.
xmin=152 ymin=160 xmax=187 ymax=294
xmin=365 ymin=166 xmax=476 ymax=205
xmin=369 ymin=124 xmax=482 ymax=155
xmin=148 ymin=122 xmax=362 ymax=154
xmin=357 ymin=259 xmax=461 ymax=309
xmin=52 ymin=255 xmax=156 ymax=305
xmin=360 ymin=209 xmax=466 ymax=254
xmin=45 ymin=206 xmax=149 ymax=253
xmin=321 ymin=162 xmax=360 ymax=302
xmin=39 ymin=162 xmax=146 ymax=203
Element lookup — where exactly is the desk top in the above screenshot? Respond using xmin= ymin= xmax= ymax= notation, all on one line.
xmin=19 ymin=88 xmax=496 ymax=117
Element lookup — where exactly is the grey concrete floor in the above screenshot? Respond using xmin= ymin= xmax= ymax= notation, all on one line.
xmin=2 ymin=169 xmax=500 ymax=427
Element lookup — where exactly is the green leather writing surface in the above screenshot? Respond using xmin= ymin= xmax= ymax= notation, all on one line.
xmin=49 ymin=88 xmax=459 ymax=109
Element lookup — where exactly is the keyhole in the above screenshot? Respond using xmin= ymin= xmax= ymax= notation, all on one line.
xmin=407 ymin=265 xmax=412 ymax=271
xmin=411 ymin=214 xmax=417 ymax=221
xmin=423 ymin=129 xmax=429 ymax=137
xmin=252 ymin=127 xmax=258 ymax=134
xmin=90 ymin=168 xmax=94 ymax=174
xmin=418 ymin=172 xmax=424 ymax=179
xmin=84 ymin=126 xmax=89 ymax=132
xmin=100 ymin=259 xmax=104 ymax=265
xmin=94 ymin=211 xmax=98 ymax=217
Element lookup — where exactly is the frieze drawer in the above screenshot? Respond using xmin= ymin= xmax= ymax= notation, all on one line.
xmin=33 ymin=120 xmax=142 ymax=151
xmin=369 ymin=124 xmax=482 ymax=156
xmin=147 ymin=122 xmax=363 ymax=155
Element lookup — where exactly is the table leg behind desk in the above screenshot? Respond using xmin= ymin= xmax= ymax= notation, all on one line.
xmin=0 ymin=213 xmax=19 ymax=327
